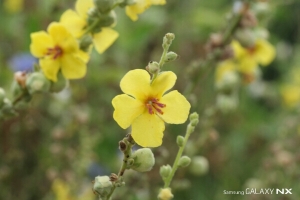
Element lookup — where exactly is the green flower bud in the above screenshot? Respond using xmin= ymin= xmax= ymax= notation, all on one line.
xmin=176 ymin=135 xmax=184 ymax=147
xmin=26 ymin=72 xmax=50 ymax=95
xmin=163 ymin=33 xmax=175 ymax=48
xmin=189 ymin=156 xmax=209 ymax=176
xmin=0 ymin=98 xmax=17 ymax=118
xmin=189 ymin=112 xmax=199 ymax=121
xmin=79 ymin=35 xmax=93 ymax=52
xmin=164 ymin=51 xmax=178 ymax=62
xmin=159 ymin=165 xmax=172 ymax=179
xmin=234 ymin=28 xmax=256 ymax=48
xmin=50 ymin=71 xmax=68 ymax=93
xmin=94 ymin=0 xmax=114 ymax=13
xmin=131 ymin=148 xmax=155 ymax=172
xmin=189 ymin=112 xmax=199 ymax=127
xmin=215 ymin=70 xmax=239 ymax=92
xmin=93 ymin=176 xmax=113 ymax=198
xmin=216 ymin=94 xmax=238 ymax=113
xmin=178 ymin=156 xmax=191 ymax=168
xmin=147 ymin=61 xmax=159 ymax=74
xmin=0 ymin=88 xmax=6 ymax=108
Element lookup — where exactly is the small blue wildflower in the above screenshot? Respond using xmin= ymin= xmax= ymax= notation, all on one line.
xmin=8 ymin=53 xmax=36 ymax=72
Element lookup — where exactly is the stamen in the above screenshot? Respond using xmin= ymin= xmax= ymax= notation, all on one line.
xmin=46 ymin=46 xmax=63 ymax=59
xmin=146 ymin=98 xmax=166 ymax=115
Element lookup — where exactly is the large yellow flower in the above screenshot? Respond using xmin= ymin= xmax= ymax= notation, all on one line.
xmin=112 ymin=69 xmax=190 ymax=147
xmin=126 ymin=0 xmax=166 ymax=21
xmin=30 ymin=22 xmax=89 ymax=82
xmin=60 ymin=0 xmax=119 ymax=54
xmin=232 ymin=39 xmax=276 ymax=74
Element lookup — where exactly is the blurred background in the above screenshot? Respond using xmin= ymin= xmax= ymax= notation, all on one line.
xmin=1 ymin=0 xmax=300 ymax=199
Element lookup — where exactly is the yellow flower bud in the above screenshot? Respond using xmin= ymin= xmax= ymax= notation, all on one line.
xmin=158 ymin=188 xmax=173 ymax=200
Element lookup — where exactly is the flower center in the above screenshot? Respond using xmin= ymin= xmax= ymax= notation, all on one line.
xmin=247 ymin=46 xmax=257 ymax=55
xmin=46 ymin=46 xmax=63 ymax=59
xmin=146 ymin=98 xmax=166 ymax=115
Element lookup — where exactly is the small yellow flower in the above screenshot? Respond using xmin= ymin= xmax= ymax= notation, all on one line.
xmin=158 ymin=188 xmax=174 ymax=200
xmin=215 ymin=59 xmax=236 ymax=83
xmin=126 ymin=0 xmax=166 ymax=21
xmin=4 ymin=0 xmax=23 ymax=13
xmin=280 ymin=85 xmax=300 ymax=108
xmin=30 ymin=22 xmax=89 ymax=82
xmin=52 ymin=179 xmax=73 ymax=200
xmin=112 ymin=69 xmax=190 ymax=147
xmin=231 ymin=39 xmax=276 ymax=74
xmin=60 ymin=0 xmax=119 ymax=54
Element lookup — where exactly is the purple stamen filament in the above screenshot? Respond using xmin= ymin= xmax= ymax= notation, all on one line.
xmin=146 ymin=98 xmax=166 ymax=115
xmin=46 ymin=46 xmax=63 ymax=59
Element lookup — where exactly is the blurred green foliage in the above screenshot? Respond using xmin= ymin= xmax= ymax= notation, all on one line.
xmin=1 ymin=0 xmax=300 ymax=200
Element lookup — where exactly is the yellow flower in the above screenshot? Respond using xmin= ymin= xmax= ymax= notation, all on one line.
xmin=280 ymin=85 xmax=300 ymax=108
xmin=60 ymin=0 xmax=119 ymax=54
xmin=231 ymin=39 xmax=276 ymax=74
xmin=126 ymin=0 xmax=166 ymax=21
xmin=30 ymin=22 xmax=89 ymax=82
xmin=112 ymin=69 xmax=190 ymax=147
xmin=215 ymin=60 xmax=236 ymax=83
xmin=52 ymin=179 xmax=73 ymax=200
xmin=4 ymin=0 xmax=23 ymax=13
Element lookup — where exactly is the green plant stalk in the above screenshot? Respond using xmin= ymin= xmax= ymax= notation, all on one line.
xmin=164 ymin=123 xmax=194 ymax=188
xmin=105 ymin=140 xmax=134 ymax=200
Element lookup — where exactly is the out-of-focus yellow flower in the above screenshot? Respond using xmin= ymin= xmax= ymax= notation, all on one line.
xmin=126 ymin=0 xmax=166 ymax=21
xmin=280 ymin=85 xmax=300 ymax=108
xmin=30 ymin=22 xmax=89 ymax=82
xmin=231 ymin=39 xmax=276 ymax=74
xmin=4 ymin=0 xmax=23 ymax=13
xmin=60 ymin=0 xmax=119 ymax=54
xmin=52 ymin=179 xmax=73 ymax=200
xmin=215 ymin=60 xmax=236 ymax=83
xmin=112 ymin=69 xmax=190 ymax=147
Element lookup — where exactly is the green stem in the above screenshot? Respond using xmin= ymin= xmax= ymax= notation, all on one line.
xmin=164 ymin=124 xmax=194 ymax=188
xmin=105 ymin=137 xmax=134 ymax=200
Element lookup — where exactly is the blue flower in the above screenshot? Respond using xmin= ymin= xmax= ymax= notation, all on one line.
xmin=8 ymin=53 xmax=36 ymax=72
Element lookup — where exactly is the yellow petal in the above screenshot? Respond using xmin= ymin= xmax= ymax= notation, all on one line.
xmin=120 ymin=69 xmax=151 ymax=101
xmin=253 ymin=39 xmax=276 ymax=66
xmin=60 ymin=54 xmax=87 ymax=79
xmin=125 ymin=0 xmax=150 ymax=21
xmin=30 ymin=31 xmax=54 ymax=58
xmin=77 ymin=50 xmax=90 ymax=63
xmin=281 ymin=85 xmax=300 ymax=108
xmin=92 ymin=28 xmax=119 ymax=54
xmin=131 ymin=113 xmax=165 ymax=147
xmin=112 ymin=94 xmax=145 ymax=129
xmin=60 ymin=9 xmax=86 ymax=38
xmin=76 ymin=0 xmax=94 ymax=19
xmin=150 ymin=71 xmax=177 ymax=98
xmin=40 ymin=58 xmax=60 ymax=82
xmin=158 ymin=90 xmax=190 ymax=124
xmin=47 ymin=22 xmax=78 ymax=53
xmin=215 ymin=60 xmax=236 ymax=82
xmin=237 ymin=57 xmax=257 ymax=74
xmin=231 ymin=40 xmax=246 ymax=59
